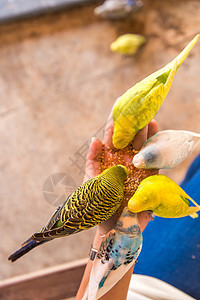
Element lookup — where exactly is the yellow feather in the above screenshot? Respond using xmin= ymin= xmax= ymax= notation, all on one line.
xmin=128 ymin=174 xmax=200 ymax=219
xmin=110 ymin=34 xmax=146 ymax=55
xmin=112 ymin=34 xmax=200 ymax=149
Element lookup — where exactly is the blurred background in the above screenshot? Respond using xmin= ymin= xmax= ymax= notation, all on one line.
xmin=0 ymin=0 xmax=199 ymax=286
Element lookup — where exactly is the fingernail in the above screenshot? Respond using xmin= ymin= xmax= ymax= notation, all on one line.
xmin=91 ymin=137 xmax=96 ymax=144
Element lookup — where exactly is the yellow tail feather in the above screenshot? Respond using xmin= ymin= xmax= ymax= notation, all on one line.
xmin=188 ymin=206 xmax=200 ymax=219
xmin=188 ymin=196 xmax=200 ymax=208
xmin=190 ymin=213 xmax=199 ymax=219
xmin=175 ymin=34 xmax=200 ymax=68
xmin=147 ymin=34 xmax=200 ymax=82
xmin=163 ymin=59 xmax=178 ymax=99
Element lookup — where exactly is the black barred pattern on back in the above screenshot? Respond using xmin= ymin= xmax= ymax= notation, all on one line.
xmin=97 ymin=231 xmax=116 ymax=261
xmin=32 ymin=165 xmax=127 ymax=241
xmin=41 ymin=202 xmax=65 ymax=232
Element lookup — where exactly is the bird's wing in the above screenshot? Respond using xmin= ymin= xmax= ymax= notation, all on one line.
xmin=30 ymin=196 xmax=72 ymax=241
xmin=83 ymin=259 xmax=134 ymax=300
xmin=180 ymin=195 xmax=200 ymax=218
xmin=180 ymin=195 xmax=190 ymax=206
xmin=96 ymin=262 xmax=134 ymax=299
xmin=86 ymin=229 xmax=127 ymax=300
xmin=187 ymin=195 xmax=200 ymax=208
xmin=86 ymin=230 xmax=138 ymax=300
xmin=32 ymin=177 xmax=107 ymax=241
xmin=181 ymin=194 xmax=199 ymax=208
xmin=86 ymin=232 xmax=116 ymax=300
xmin=21 ymin=200 xmax=68 ymax=245
xmin=42 ymin=201 xmax=67 ymax=231
xmin=96 ymin=234 xmax=142 ymax=299
xmin=88 ymin=257 xmax=114 ymax=300
xmin=82 ymin=257 xmax=114 ymax=300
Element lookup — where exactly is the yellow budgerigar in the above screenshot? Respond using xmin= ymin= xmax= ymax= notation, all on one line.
xmin=110 ymin=34 xmax=146 ymax=55
xmin=112 ymin=34 xmax=200 ymax=149
xmin=128 ymin=175 xmax=200 ymax=219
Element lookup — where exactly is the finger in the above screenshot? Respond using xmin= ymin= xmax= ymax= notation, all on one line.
xmin=87 ymin=137 xmax=102 ymax=161
xmin=103 ymin=110 xmax=115 ymax=150
xmin=132 ymin=126 xmax=148 ymax=151
xmin=83 ymin=138 xmax=103 ymax=183
xmin=147 ymin=119 xmax=158 ymax=139
xmin=147 ymin=119 xmax=159 ymax=175
xmin=137 ymin=211 xmax=152 ymax=232
xmin=103 ymin=98 xmax=121 ymax=150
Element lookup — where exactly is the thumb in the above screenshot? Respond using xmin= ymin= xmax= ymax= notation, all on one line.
xmin=83 ymin=137 xmax=103 ymax=183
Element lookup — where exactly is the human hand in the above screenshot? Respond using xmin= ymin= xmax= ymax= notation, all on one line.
xmin=83 ymin=107 xmax=158 ymax=249
xmin=76 ymin=102 xmax=158 ymax=300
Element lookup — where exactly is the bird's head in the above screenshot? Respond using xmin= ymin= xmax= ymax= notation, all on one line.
xmin=128 ymin=181 xmax=157 ymax=213
xmin=105 ymin=165 xmax=128 ymax=184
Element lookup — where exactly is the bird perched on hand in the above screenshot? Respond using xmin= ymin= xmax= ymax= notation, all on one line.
xmin=133 ymin=130 xmax=200 ymax=169
xmin=8 ymin=165 xmax=128 ymax=262
xmin=83 ymin=207 xmax=142 ymax=300
xmin=112 ymin=34 xmax=200 ymax=149
xmin=128 ymin=175 xmax=200 ymax=218
xmin=110 ymin=34 xmax=146 ymax=56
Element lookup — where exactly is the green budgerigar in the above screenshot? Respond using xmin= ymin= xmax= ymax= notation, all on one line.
xmin=128 ymin=174 xmax=200 ymax=219
xmin=110 ymin=34 xmax=146 ymax=55
xmin=112 ymin=34 xmax=199 ymax=149
xmin=8 ymin=165 xmax=128 ymax=262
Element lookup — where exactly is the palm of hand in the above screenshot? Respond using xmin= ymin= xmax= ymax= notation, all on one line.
xmin=84 ymin=114 xmax=158 ymax=237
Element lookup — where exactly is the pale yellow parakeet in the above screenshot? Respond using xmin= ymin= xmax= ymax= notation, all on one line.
xmin=112 ymin=34 xmax=200 ymax=149
xmin=128 ymin=175 xmax=200 ymax=218
xmin=110 ymin=34 xmax=146 ymax=55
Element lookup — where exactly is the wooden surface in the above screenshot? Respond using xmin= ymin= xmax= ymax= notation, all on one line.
xmin=0 ymin=258 xmax=87 ymax=300
xmin=0 ymin=0 xmax=100 ymax=23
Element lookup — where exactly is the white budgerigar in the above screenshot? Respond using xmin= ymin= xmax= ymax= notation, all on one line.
xmin=133 ymin=130 xmax=200 ymax=169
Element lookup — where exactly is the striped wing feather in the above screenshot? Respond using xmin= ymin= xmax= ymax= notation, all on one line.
xmin=32 ymin=175 xmax=123 ymax=241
